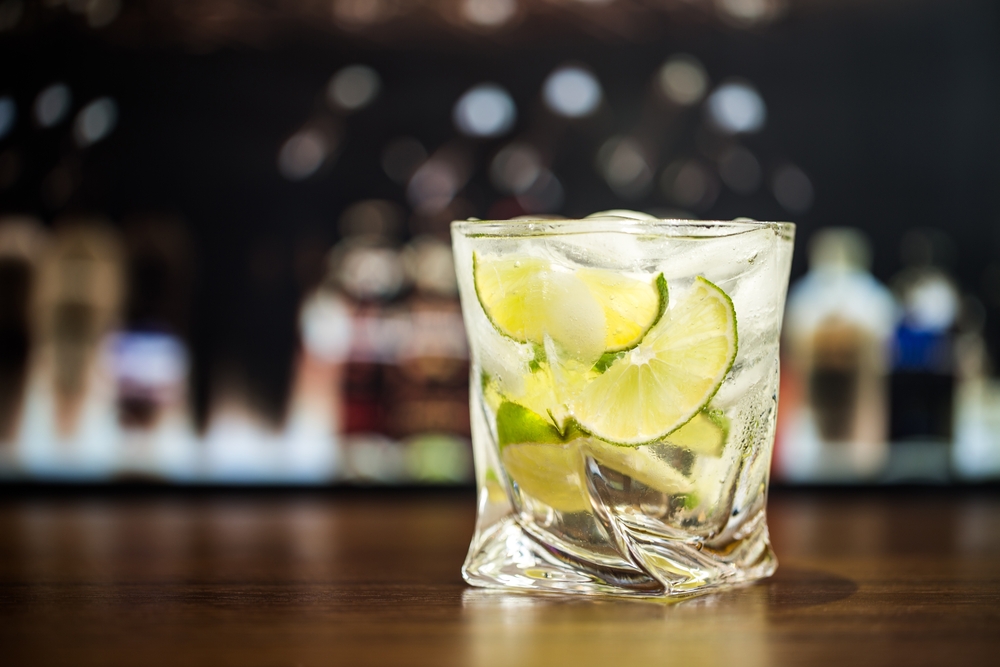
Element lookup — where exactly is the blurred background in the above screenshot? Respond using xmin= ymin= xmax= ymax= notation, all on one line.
xmin=0 ymin=0 xmax=997 ymax=486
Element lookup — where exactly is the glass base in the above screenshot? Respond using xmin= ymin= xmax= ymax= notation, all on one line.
xmin=463 ymin=509 xmax=777 ymax=599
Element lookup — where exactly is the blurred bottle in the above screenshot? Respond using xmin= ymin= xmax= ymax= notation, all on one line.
xmin=951 ymin=292 xmax=1000 ymax=480
xmin=20 ymin=219 xmax=125 ymax=479
xmin=331 ymin=203 xmax=408 ymax=482
xmin=284 ymin=250 xmax=352 ymax=483
xmin=778 ymin=228 xmax=896 ymax=482
xmin=202 ymin=234 xmax=300 ymax=482
xmin=111 ymin=216 xmax=197 ymax=480
xmin=0 ymin=217 xmax=48 ymax=474
xmin=385 ymin=235 xmax=471 ymax=484
xmin=885 ymin=229 xmax=960 ymax=481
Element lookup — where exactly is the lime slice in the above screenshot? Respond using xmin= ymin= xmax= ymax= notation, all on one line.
xmin=482 ymin=365 xmax=582 ymax=423
xmin=473 ymin=254 xmax=552 ymax=344
xmin=586 ymin=442 xmax=693 ymax=494
xmin=577 ymin=270 xmax=668 ymax=351
xmin=496 ymin=401 xmax=590 ymax=513
xmin=572 ymin=277 xmax=737 ymax=445
xmin=495 ymin=400 xmax=700 ymax=509
xmin=473 ymin=253 xmax=666 ymax=361
xmin=481 ymin=371 xmax=504 ymax=413
xmin=496 ymin=401 xmax=564 ymax=448
xmin=501 ymin=443 xmax=590 ymax=513
xmin=668 ymin=410 xmax=729 ymax=458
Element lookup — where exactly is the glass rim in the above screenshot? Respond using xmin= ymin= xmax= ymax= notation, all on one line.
xmin=451 ymin=217 xmax=795 ymax=238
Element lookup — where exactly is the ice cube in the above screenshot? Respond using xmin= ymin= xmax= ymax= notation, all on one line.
xmin=654 ymin=226 xmax=775 ymax=287
xmin=543 ymin=231 xmax=652 ymax=273
xmin=477 ymin=318 xmax=533 ymax=397
xmin=539 ymin=269 xmax=607 ymax=365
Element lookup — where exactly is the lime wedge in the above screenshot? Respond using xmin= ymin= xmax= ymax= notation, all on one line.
xmin=473 ymin=253 xmax=665 ymax=362
xmin=572 ymin=277 xmax=737 ymax=445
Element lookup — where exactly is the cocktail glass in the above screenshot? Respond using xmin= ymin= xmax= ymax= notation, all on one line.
xmin=452 ymin=213 xmax=794 ymax=597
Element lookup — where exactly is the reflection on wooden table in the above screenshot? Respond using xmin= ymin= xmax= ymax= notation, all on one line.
xmin=1 ymin=489 xmax=998 ymax=666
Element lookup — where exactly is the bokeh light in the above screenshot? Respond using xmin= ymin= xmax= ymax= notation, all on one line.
xmin=338 ymin=199 xmax=403 ymax=238
xmin=73 ymin=97 xmax=118 ymax=147
xmin=597 ymin=136 xmax=651 ymax=199
xmin=462 ymin=0 xmax=517 ymax=28
xmin=327 ymin=65 xmax=381 ymax=112
xmin=661 ymin=159 xmax=719 ymax=210
xmin=716 ymin=0 xmax=785 ymax=27
xmin=402 ymin=236 xmax=458 ymax=296
xmin=408 ymin=152 xmax=468 ymax=214
xmin=543 ymin=65 xmax=602 ymax=118
xmin=658 ymin=55 xmax=709 ymax=106
xmin=332 ymin=0 xmax=393 ymax=28
xmin=706 ymin=80 xmax=766 ymax=134
xmin=453 ymin=84 xmax=516 ymax=138
xmin=278 ymin=128 xmax=330 ymax=181
xmin=490 ymin=142 xmax=542 ymax=195
xmin=34 ymin=83 xmax=71 ymax=128
xmin=517 ymin=168 xmax=563 ymax=214
xmin=772 ymin=163 xmax=814 ymax=213
xmin=338 ymin=243 xmax=405 ymax=301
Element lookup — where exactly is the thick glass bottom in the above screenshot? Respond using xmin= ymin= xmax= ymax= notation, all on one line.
xmin=463 ymin=510 xmax=777 ymax=598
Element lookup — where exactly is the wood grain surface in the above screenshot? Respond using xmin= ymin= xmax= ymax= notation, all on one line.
xmin=1 ymin=488 xmax=998 ymax=667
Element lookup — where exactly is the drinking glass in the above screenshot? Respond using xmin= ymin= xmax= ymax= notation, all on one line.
xmin=452 ymin=214 xmax=794 ymax=597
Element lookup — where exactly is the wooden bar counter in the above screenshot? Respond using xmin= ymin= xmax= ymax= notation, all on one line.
xmin=2 ymin=487 xmax=998 ymax=666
